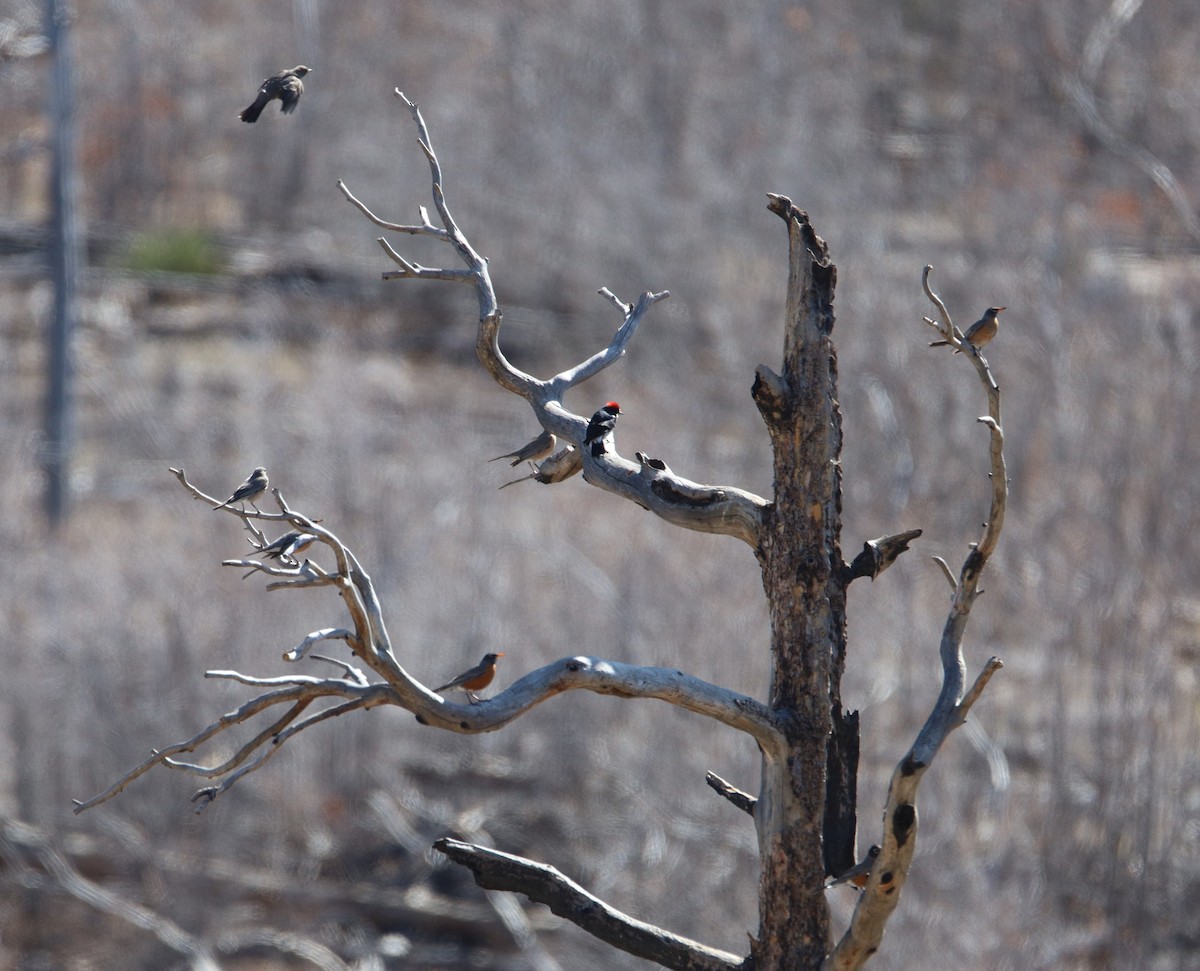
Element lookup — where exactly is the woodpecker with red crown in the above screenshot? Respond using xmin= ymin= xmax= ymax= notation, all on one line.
xmin=583 ymin=401 xmax=622 ymax=457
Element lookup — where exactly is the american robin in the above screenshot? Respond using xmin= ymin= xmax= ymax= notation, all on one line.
xmin=239 ymin=66 xmax=311 ymax=123
xmin=490 ymin=429 xmax=557 ymax=467
xmin=584 ymin=402 xmax=622 ymax=457
xmin=257 ymin=529 xmax=317 ymax=563
xmin=826 ymin=845 xmax=880 ymax=890
xmin=214 ymin=467 xmax=269 ymax=512
xmin=930 ymin=307 xmax=1005 ymax=353
xmin=435 ymin=652 xmax=505 ymax=703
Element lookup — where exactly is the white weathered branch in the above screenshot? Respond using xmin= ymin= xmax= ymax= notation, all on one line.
xmin=76 ymin=471 xmax=786 ymax=813
xmin=827 ymin=268 xmax=1007 ymax=971
xmin=435 ymin=839 xmax=743 ymax=971
xmin=339 ymin=94 xmax=769 ymax=547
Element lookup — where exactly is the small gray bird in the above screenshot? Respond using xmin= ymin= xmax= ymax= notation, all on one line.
xmin=930 ymin=307 xmax=1006 ymax=353
xmin=490 ymin=429 xmax=557 ymax=467
xmin=257 ymin=529 xmax=317 ymax=562
xmin=214 ymin=467 xmax=269 ymax=511
xmin=239 ymin=66 xmax=311 ymax=123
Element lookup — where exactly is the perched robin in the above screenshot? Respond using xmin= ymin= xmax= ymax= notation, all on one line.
xmin=435 ymin=652 xmax=505 ymax=703
xmin=257 ymin=529 xmax=317 ymax=563
xmin=214 ymin=467 xmax=269 ymax=512
xmin=930 ymin=307 xmax=1005 ymax=353
xmin=490 ymin=429 xmax=557 ymax=467
xmin=239 ymin=65 xmax=311 ymax=123
xmin=826 ymin=845 xmax=880 ymax=890
xmin=583 ymin=401 xmax=622 ymax=457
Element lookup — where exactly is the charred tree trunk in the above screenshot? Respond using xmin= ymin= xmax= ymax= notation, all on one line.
xmin=750 ymin=196 xmax=846 ymax=967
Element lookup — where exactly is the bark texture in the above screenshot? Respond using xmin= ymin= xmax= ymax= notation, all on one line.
xmin=750 ymin=195 xmax=846 ymax=967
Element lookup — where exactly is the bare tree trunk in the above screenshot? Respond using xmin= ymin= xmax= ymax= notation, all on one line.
xmin=43 ymin=0 xmax=82 ymax=528
xmin=750 ymin=197 xmax=843 ymax=966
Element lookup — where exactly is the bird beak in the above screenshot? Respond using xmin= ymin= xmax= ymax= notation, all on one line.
xmin=495 ymin=652 xmax=506 ymax=658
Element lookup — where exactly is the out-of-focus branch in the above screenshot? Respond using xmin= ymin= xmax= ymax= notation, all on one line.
xmin=339 ymin=92 xmax=769 ymax=547
xmin=0 ymin=818 xmax=221 ymax=971
xmin=827 ymin=268 xmax=1007 ymax=971
xmin=1049 ymin=0 xmax=1200 ymax=241
xmin=435 ymin=839 xmax=743 ymax=971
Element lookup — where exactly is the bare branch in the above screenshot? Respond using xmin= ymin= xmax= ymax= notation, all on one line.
xmin=74 ymin=681 xmax=394 ymax=813
xmin=705 ymin=771 xmax=756 ymax=816
xmin=414 ymin=656 xmax=787 ymax=756
xmin=336 ymin=177 xmax=449 ymax=239
xmin=844 ymin=530 xmax=923 ymax=583
xmin=827 ymin=269 xmax=1007 ymax=971
xmin=340 ymin=96 xmax=769 ymax=547
xmin=435 ymin=839 xmax=743 ymax=971
xmin=931 ymin=555 xmax=957 ymax=590
xmin=283 ymin=627 xmax=359 ymax=663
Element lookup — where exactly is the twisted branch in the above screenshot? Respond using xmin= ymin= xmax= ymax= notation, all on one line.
xmin=338 ymin=92 xmax=769 ymax=547
xmin=827 ymin=268 xmax=1007 ymax=971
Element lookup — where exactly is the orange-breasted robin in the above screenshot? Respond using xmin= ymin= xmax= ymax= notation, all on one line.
xmin=257 ymin=529 xmax=317 ymax=563
xmin=240 ymin=66 xmax=311 ymax=123
xmin=435 ymin=652 xmax=505 ymax=703
xmin=214 ymin=467 xmax=269 ymax=512
xmin=826 ymin=845 xmax=880 ymax=890
xmin=930 ymin=306 xmax=1005 ymax=353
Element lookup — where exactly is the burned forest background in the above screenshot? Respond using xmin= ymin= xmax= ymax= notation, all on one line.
xmin=2 ymin=0 xmax=1199 ymax=968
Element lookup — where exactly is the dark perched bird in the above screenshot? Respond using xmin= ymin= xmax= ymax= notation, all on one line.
xmin=583 ymin=401 xmax=622 ymax=457
xmin=239 ymin=65 xmax=311 ymax=123
xmin=826 ymin=845 xmax=880 ymax=890
xmin=257 ymin=529 xmax=317 ymax=563
xmin=930 ymin=306 xmax=1006 ymax=353
xmin=214 ymin=467 xmax=269 ymax=511
xmin=435 ymin=652 xmax=505 ymax=704
xmin=490 ymin=429 xmax=556 ymax=467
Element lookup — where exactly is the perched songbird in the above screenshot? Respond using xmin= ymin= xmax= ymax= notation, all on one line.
xmin=214 ymin=467 xmax=269 ymax=512
xmin=583 ymin=401 xmax=622 ymax=457
xmin=490 ymin=429 xmax=557 ymax=467
xmin=239 ymin=65 xmax=311 ymax=123
xmin=929 ymin=306 xmax=1006 ymax=353
xmin=435 ymin=652 xmax=505 ymax=704
xmin=826 ymin=845 xmax=880 ymax=890
xmin=257 ymin=529 xmax=317 ymax=563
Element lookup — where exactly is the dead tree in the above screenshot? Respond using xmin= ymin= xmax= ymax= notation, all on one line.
xmin=75 ymin=91 xmax=1006 ymax=971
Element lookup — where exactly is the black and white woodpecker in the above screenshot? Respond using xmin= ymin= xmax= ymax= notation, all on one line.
xmin=583 ymin=401 xmax=622 ymax=457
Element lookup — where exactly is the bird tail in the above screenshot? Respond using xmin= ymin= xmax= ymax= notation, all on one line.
xmin=239 ymin=99 xmax=266 ymax=123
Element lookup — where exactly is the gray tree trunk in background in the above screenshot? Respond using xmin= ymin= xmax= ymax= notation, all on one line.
xmin=43 ymin=0 xmax=81 ymax=528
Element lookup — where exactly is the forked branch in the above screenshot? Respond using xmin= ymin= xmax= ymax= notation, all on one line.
xmin=338 ymin=91 xmax=770 ymax=547
xmin=74 ymin=471 xmax=787 ymax=814
xmin=826 ymin=268 xmax=1007 ymax=971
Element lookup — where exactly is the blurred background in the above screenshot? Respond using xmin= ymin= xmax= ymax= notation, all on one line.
xmin=2 ymin=0 xmax=1199 ymax=968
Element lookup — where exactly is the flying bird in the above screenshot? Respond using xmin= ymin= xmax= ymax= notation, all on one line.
xmin=214 ymin=467 xmax=269 ymax=512
xmin=239 ymin=65 xmax=311 ymax=123
xmin=434 ymin=652 xmax=505 ymax=704
xmin=929 ymin=306 xmax=1006 ymax=353
xmin=583 ymin=401 xmax=622 ymax=457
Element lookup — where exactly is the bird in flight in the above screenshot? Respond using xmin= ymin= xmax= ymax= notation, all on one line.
xmin=240 ymin=66 xmax=311 ymax=123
